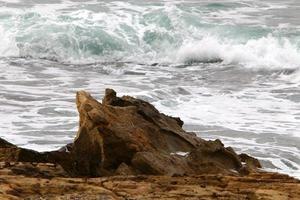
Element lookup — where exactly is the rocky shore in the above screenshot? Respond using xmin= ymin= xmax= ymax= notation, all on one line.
xmin=0 ymin=89 xmax=299 ymax=199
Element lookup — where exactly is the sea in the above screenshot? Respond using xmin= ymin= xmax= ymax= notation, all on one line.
xmin=0 ymin=0 xmax=299 ymax=178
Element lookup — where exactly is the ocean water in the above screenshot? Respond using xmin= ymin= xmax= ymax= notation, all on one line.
xmin=0 ymin=0 xmax=300 ymax=178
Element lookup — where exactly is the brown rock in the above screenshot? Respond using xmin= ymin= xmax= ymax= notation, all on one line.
xmin=0 ymin=140 xmax=48 ymax=164
xmin=239 ymin=153 xmax=262 ymax=170
xmin=0 ymin=89 xmax=299 ymax=199
xmin=187 ymin=139 xmax=242 ymax=174
xmin=115 ymin=162 xmax=136 ymax=176
xmin=66 ymin=89 xmax=254 ymax=176
xmin=69 ymin=89 xmax=201 ymax=176
xmin=1 ymin=164 xmax=299 ymax=200
xmin=0 ymin=138 xmax=70 ymax=172
xmin=0 ymin=88 xmax=262 ymax=178
xmin=131 ymin=151 xmax=191 ymax=176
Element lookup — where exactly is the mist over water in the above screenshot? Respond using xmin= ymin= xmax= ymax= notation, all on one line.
xmin=0 ymin=0 xmax=300 ymax=178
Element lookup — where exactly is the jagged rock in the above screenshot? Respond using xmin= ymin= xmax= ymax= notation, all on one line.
xmin=69 ymin=89 xmax=202 ymax=176
xmin=0 ymin=89 xmax=262 ymax=177
xmin=66 ymin=89 xmax=259 ymax=176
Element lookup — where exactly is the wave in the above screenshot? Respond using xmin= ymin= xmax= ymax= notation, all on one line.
xmin=0 ymin=26 xmax=19 ymax=57
xmin=2 ymin=23 xmax=300 ymax=71
xmin=0 ymin=2 xmax=300 ymax=70
xmin=176 ymin=35 xmax=300 ymax=70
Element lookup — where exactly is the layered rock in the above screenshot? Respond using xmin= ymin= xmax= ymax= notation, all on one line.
xmin=0 ymin=89 xmax=261 ymax=177
xmin=1 ymin=165 xmax=299 ymax=200
xmin=64 ymin=89 xmax=259 ymax=176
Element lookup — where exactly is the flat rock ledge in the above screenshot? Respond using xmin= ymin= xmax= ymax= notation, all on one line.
xmin=0 ymin=89 xmax=299 ymax=199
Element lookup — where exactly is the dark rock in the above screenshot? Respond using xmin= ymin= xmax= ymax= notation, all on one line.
xmin=239 ymin=153 xmax=262 ymax=169
xmin=0 ymin=143 xmax=48 ymax=163
xmin=0 ymin=138 xmax=14 ymax=148
xmin=0 ymin=138 xmax=70 ymax=171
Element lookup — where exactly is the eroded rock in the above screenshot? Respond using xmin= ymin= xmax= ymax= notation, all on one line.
xmin=66 ymin=89 xmax=260 ymax=176
xmin=0 ymin=89 xmax=262 ymax=177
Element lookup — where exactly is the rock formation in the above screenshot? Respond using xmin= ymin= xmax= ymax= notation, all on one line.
xmin=0 ymin=88 xmax=261 ymax=177
xmin=69 ymin=89 xmax=261 ymax=176
xmin=1 ymin=89 xmax=300 ymax=199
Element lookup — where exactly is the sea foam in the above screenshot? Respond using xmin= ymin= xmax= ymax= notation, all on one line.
xmin=0 ymin=26 xmax=18 ymax=57
xmin=0 ymin=0 xmax=299 ymax=71
xmin=176 ymin=34 xmax=300 ymax=70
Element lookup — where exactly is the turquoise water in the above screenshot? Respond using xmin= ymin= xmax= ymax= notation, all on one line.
xmin=0 ymin=0 xmax=300 ymax=178
xmin=1 ymin=0 xmax=300 ymax=66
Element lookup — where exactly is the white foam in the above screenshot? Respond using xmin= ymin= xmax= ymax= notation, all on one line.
xmin=0 ymin=26 xmax=18 ymax=57
xmin=0 ymin=0 xmax=20 ymax=3
xmin=0 ymin=0 xmax=299 ymax=68
xmin=280 ymin=69 xmax=300 ymax=83
xmin=153 ymin=84 xmax=300 ymax=138
xmin=171 ymin=151 xmax=189 ymax=156
xmin=176 ymin=34 xmax=300 ymax=70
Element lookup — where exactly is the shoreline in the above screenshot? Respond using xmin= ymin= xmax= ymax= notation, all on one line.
xmin=1 ymin=88 xmax=299 ymax=199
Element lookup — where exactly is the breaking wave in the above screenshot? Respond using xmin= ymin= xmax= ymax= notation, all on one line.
xmin=176 ymin=35 xmax=300 ymax=70
xmin=0 ymin=1 xmax=300 ymax=71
